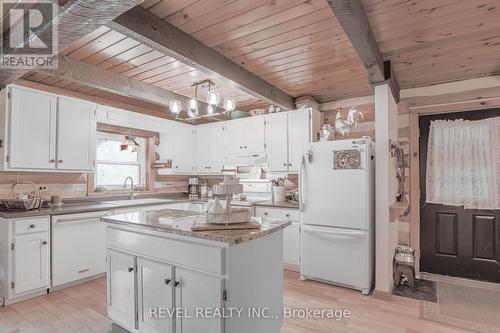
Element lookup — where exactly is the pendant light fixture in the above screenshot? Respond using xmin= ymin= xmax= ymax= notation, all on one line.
xmin=169 ymin=100 xmax=182 ymax=117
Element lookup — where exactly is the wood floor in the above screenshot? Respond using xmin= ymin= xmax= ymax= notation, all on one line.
xmin=0 ymin=270 xmax=473 ymax=333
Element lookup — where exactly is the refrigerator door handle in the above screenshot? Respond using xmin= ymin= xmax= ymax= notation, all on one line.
xmin=299 ymin=154 xmax=306 ymax=212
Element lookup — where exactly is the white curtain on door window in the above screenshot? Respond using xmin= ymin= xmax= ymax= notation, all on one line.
xmin=426 ymin=116 xmax=500 ymax=210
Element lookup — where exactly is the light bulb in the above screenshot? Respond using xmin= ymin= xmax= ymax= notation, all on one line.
xmin=223 ymin=97 xmax=236 ymax=113
xmin=207 ymin=104 xmax=215 ymax=115
xmin=207 ymin=91 xmax=220 ymax=106
xmin=169 ymin=100 xmax=182 ymax=116
xmin=188 ymin=99 xmax=198 ymax=118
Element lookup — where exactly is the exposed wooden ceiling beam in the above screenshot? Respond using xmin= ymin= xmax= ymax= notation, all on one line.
xmin=36 ymin=54 xmax=218 ymax=117
xmin=108 ymin=6 xmax=296 ymax=110
xmin=0 ymin=0 xmax=142 ymax=88
xmin=326 ymin=0 xmax=400 ymax=102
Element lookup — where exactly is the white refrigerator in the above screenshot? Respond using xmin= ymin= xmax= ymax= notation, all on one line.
xmin=299 ymin=138 xmax=375 ymax=294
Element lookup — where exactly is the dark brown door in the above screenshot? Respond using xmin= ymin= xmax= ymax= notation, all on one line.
xmin=420 ymin=109 xmax=500 ymax=283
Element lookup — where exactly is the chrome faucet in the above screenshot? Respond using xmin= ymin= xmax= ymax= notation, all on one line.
xmin=123 ymin=176 xmax=135 ymax=199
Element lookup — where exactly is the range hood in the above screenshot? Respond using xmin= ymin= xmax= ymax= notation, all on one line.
xmin=225 ymin=152 xmax=267 ymax=166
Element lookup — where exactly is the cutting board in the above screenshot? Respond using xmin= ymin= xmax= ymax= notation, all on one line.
xmin=191 ymin=221 xmax=261 ymax=231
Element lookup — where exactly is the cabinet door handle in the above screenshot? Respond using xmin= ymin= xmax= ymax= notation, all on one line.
xmin=58 ymin=159 xmax=63 ymax=163
xmin=128 ymin=267 xmax=134 ymax=272
xmin=286 ymin=214 xmax=290 ymax=217
xmin=30 ymin=224 xmax=36 ymax=229
xmin=164 ymin=278 xmax=171 ymax=285
xmin=264 ymin=212 xmax=268 ymax=215
xmin=240 ymin=146 xmax=243 ymax=149
xmin=283 ymin=163 xmax=286 ymax=166
xmin=42 ymin=241 xmax=48 ymax=245
xmin=49 ymin=159 xmax=55 ymax=163
xmin=289 ymin=163 xmax=292 ymax=166
xmin=244 ymin=146 xmax=247 ymax=149
xmin=174 ymin=281 xmax=180 ymax=287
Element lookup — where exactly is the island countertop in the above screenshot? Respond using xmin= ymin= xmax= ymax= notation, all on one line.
xmin=102 ymin=208 xmax=290 ymax=244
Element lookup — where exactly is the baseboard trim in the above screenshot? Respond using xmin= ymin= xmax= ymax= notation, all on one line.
xmin=49 ymin=273 xmax=106 ymax=293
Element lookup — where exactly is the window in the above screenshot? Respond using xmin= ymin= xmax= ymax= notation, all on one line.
xmin=95 ymin=132 xmax=146 ymax=188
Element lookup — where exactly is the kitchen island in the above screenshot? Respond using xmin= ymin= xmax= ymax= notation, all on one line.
xmin=102 ymin=208 xmax=290 ymax=333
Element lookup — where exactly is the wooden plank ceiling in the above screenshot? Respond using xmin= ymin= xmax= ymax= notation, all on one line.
xmin=22 ymin=25 xmax=268 ymax=112
xmin=140 ymin=0 xmax=372 ymax=102
xmin=22 ymin=0 xmax=372 ymax=107
xmin=361 ymin=0 xmax=500 ymax=88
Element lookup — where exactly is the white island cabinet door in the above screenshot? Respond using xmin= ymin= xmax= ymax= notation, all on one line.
xmin=174 ymin=267 xmax=223 ymax=333
xmin=137 ymin=258 xmax=174 ymax=333
xmin=13 ymin=233 xmax=49 ymax=295
xmin=288 ymin=110 xmax=310 ymax=172
xmin=9 ymin=87 xmax=57 ymax=170
xmin=56 ymin=97 xmax=97 ymax=171
xmin=107 ymin=250 xmax=136 ymax=331
xmin=264 ymin=113 xmax=288 ymax=172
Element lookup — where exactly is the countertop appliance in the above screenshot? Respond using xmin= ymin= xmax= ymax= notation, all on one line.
xmin=188 ymin=177 xmax=199 ymax=199
xmin=299 ymin=138 xmax=375 ymax=294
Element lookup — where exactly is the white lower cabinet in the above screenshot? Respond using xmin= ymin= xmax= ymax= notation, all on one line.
xmin=0 ymin=216 xmax=50 ymax=304
xmin=13 ymin=232 xmax=50 ymax=295
xmin=255 ymin=207 xmax=300 ymax=270
xmin=107 ymin=250 xmax=223 ymax=333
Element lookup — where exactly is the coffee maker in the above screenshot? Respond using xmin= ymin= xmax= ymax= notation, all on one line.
xmin=188 ymin=177 xmax=199 ymax=199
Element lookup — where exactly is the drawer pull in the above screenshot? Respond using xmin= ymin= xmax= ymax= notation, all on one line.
xmin=42 ymin=241 xmax=48 ymax=245
xmin=264 ymin=212 xmax=268 ymax=215
xmin=286 ymin=214 xmax=290 ymax=217
xmin=30 ymin=224 xmax=36 ymax=229
xmin=78 ymin=268 xmax=90 ymax=274
xmin=128 ymin=267 xmax=134 ymax=272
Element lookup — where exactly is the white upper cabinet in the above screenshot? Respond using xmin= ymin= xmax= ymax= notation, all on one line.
xmin=224 ymin=118 xmax=245 ymax=154
xmin=196 ymin=122 xmax=226 ymax=174
xmin=265 ymin=109 xmax=314 ymax=173
xmin=172 ymin=124 xmax=195 ymax=173
xmin=195 ymin=125 xmax=211 ymax=172
xmin=0 ymin=86 xmax=97 ymax=172
xmin=8 ymin=87 xmax=57 ymax=170
xmin=210 ymin=122 xmax=226 ymax=172
xmin=224 ymin=117 xmax=265 ymax=155
xmin=288 ymin=110 xmax=311 ymax=172
xmin=264 ymin=113 xmax=288 ymax=172
xmin=243 ymin=116 xmax=266 ymax=153
xmin=56 ymin=97 xmax=96 ymax=171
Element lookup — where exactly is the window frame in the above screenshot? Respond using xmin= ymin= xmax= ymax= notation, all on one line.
xmin=94 ymin=131 xmax=147 ymax=189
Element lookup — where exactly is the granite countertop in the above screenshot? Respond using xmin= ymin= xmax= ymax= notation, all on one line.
xmin=0 ymin=202 xmax=117 ymax=219
xmin=102 ymin=209 xmax=291 ymax=244
xmin=0 ymin=196 xmax=196 ymax=219
xmin=254 ymin=200 xmax=300 ymax=210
